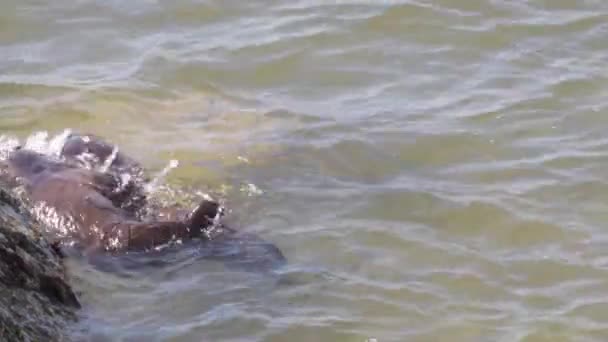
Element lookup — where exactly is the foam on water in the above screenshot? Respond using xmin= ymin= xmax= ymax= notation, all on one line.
xmin=241 ymin=183 xmax=264 ymax=197
xmin=0 ymin=135 xmax=20 ymax=161
xmin=4 ymin=0 xmax=608 ymax=340
xmin=0 ymin=129 xmax=73 ymax=163
xmin=21 ymin=129 xmax=73 ymax=157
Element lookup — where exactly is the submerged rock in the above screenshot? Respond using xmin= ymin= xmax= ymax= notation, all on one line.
xmin=0 ymin=187 xmax=79 ymax=341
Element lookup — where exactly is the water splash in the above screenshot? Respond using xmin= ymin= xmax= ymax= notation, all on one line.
xmin=30 ymin=201 xmax=79 ymax=241
xmin=100 ymin=146 xmax=119 ymax=173
xmin=145 ymin=159 xmax=179 ymax=194
xmin=0 ymin=135 xmax=20 ymax=161
xmin=74 ymin=152 xmax=99 ymax=170
xmin=241 ymin=183 xmax=264 ymax=197
xmin=48 ymin=129 xmax=73 ymax=157
xmin=21 ymin=129 xmax=72 ymax=156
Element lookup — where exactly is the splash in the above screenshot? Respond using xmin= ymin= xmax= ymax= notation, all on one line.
xmin=30 ymin=201 xmax=80 ymax=242
xmin=241 ymin=183 xmax=264 ymax=197
xmin=48 ymin=129 xmax=73 ymax=157
xmin=74 ymin=151 xmax=99 ymax=170
xmin=0 ymin=135 xmax=20 ymax=161
xmin=237 ymin=156 xmax=250 ymax=164
xmin=145 ymin=159 xmax=179 ymax=194
xmin=21 ymin=129 xmax=72 ymax=156
xmin=99 ymin=146 xmax=119 ymax=173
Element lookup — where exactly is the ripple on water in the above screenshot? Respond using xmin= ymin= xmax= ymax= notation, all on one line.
xmin=3 ymin=0 xmax=608 ymax=340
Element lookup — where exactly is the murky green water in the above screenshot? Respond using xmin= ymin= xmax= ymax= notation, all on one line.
xmin=2 ymin=0 xmax=608 ymax=341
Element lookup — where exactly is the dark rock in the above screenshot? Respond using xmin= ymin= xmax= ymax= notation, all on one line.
xmin=0 ymin=187 xmax=79 ymax=341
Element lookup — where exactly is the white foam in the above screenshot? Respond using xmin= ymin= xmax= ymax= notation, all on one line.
xmin=241 ymin=182 xmax=264 ymax=196
xmin=47 ymin=129 xmax=73 ymax=157
xmin=0 ymin=135 xmax=20 ymax=161
xmin=4 ymin=129 xmax=74 ymax=159
xmin=23 ymin=131 xmax=49 ymax=153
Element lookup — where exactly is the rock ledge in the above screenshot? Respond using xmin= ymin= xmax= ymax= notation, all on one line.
xmin=0 ymin=188 xmax=79 ymax=341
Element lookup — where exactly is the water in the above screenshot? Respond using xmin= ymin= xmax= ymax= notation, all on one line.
xmin=2 ymin=0 xmax=608 ymax=340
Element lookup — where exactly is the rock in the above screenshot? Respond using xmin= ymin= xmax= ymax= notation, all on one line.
xmin=0 ymin=187 xmax=79 ymax=342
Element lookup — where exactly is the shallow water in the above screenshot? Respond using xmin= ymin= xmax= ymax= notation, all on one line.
xmin=2 ymin=0 xmax=608 ymax=341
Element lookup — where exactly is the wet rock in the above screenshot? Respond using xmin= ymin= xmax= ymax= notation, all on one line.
xmin=0 ymin=187 xmax=79 ymax=341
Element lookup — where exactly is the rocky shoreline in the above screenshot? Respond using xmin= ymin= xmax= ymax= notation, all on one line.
xmin=0 ymin=187 xmax=80 ymax=341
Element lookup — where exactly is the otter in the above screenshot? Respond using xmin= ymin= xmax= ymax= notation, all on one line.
xmin=61 ymin=132 xmax=143 ymax=176
xmin=4 ymin=138 xmax=286 ymax=271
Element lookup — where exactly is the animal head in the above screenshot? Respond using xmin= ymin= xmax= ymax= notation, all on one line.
xmin=62 ymin=134 xmax=115 ymax=164
xmin=61 ymin=133 xmax=141 ymax=174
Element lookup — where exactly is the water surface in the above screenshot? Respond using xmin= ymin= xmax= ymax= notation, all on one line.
xmin=2 ymin=0 xmax=608 ymax=341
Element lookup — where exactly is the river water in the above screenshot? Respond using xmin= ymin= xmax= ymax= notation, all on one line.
xmin=2 ymin=1 xmax=608 ymax=341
